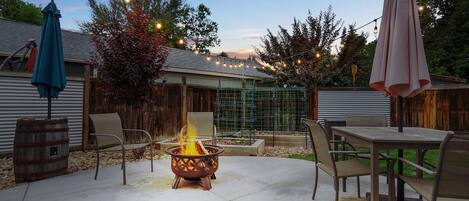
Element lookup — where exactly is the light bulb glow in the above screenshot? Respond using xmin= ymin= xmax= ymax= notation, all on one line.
xmin=178 ymin=39 xmax=184 ymax=45
xmin=297 ymin=59 xmax=302 ymax=64
xmin=315 ymin=52 xmax=321 ymax=59
xmin=418 ymin=5 xmax=424 ymax=12
xmin=156 ymin=22 xmax=163 ymax=29
xmin=206 ymin=56 xmax=211 ymax=61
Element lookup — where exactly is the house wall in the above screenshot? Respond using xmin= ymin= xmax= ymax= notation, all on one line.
xmin=0 ymin=72 xmax=84 ymax=153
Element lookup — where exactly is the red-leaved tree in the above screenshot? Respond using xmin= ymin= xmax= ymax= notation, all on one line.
xmin=88 ymin=4 xmax=168 ymax=101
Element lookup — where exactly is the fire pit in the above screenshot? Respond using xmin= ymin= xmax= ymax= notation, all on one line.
xmin=165 ymin=145 xmax=223 ymax=190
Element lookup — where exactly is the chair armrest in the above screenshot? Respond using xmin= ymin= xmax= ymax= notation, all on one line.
xmin=397 ymin=157 xmax=436 ymax=175
xmin=329 ymin=140 xmax=358 ymax=151
xmin=122 ymin=129 xmax=153 ymax=143
xmin=90 ymin=133 xmax=124 ymax=148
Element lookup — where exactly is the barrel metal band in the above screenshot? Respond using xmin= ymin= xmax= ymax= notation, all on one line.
xmin=14 ymin=154 xmax=69 ymax=165
xmin=15 ymin=128 xmax=69 ymax=133
xmin=15 ymin=167 xmax=68 ymax=179
xmin=14 ymin=139 xmax=70 ymax=148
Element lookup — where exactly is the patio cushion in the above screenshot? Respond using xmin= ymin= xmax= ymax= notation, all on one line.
xmin=399 ymin=176 xmax=433 ymax=201
xmin=103 ymin=143 xmax=149 ymax=152
xmin=318 ymin=159 xmax=370 ymax=178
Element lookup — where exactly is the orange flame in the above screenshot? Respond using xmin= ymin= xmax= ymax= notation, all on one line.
xmin=178 ymin=120 xmax=200 ymax=155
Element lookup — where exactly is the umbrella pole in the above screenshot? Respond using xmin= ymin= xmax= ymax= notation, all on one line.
xmin=47 ymin=86 xmax=51 ymax=119
xmin=397 ymin=96 xmax=404 ymax=201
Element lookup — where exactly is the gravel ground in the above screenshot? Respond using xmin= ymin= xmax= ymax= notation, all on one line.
xmin=262 ymin=146 xmax=312 ymax=158
xmin=0 ymin=147 xmax=168 ymax=190
xmin=1 ymin=145 xmax=311 ymax=190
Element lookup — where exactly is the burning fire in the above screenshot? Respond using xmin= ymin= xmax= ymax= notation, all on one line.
xmin=178 ymin=121 xmax=202 ymax=155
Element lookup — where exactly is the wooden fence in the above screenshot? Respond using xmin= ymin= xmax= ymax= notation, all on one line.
xmin=391 ymin=87 xmax=469 ymax=131
xmin=85 ymin=78 xmax=216 ymax=144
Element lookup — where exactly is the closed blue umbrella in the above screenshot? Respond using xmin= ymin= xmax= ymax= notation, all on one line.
xmin=31 ymin=0 xmax=66 ymax=119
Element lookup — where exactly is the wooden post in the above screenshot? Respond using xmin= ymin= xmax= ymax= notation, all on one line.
xmin=82 ymin=65 xmax=91 ymax=148
xmin=181 ymin=76 xmax=187 ymax=127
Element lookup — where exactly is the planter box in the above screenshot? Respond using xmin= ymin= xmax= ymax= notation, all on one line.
xmin=256 ymin=134 xmax=309 ymax=147
xmin=158 ymin=137 xmax=265 ymax=156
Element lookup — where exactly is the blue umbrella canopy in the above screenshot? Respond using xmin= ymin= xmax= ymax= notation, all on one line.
xmin=31 ymin=0 xmax=66 ymax=99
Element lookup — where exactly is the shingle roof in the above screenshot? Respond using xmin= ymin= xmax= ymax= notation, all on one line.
xmin=0 ymin=19 xmax=270 ymax=79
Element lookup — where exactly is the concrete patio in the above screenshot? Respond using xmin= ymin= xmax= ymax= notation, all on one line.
xmin=1 ymin=157 xmax=418 ymax=201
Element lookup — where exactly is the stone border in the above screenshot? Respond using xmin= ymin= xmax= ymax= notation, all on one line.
xmin=256 ymin=135 xmax=309 ymax=147
xmin=158 ymin=138 xmax=265 ymax=156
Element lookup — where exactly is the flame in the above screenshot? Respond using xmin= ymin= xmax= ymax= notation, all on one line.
xmin=178 ymin=120 xmax=200 ymax=155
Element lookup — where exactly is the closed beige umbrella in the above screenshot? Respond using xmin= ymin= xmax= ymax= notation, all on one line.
xmin=370 ymin=0 xmax=431 ymax=97
xmin=369 ymin=1 xmax=432 ymax=200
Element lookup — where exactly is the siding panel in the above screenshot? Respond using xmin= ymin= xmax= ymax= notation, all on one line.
xmin=318 ymin=90 xmax=391 ymax=125
xmin=0 ymin=74 xmax=83 ymax=153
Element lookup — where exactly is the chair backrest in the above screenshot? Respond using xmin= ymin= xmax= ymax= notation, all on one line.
xmin=89 ymin=113 xmax=124 ymax=147
xmin=187 ymin=112 xmax=214 ymax=138
xmin=433 ymin=134 xmax=469 ymax=201
xmin=303 ymin=119 xmax=335 ymax=170
xmin=346 ymin=115 xmax=387 ymax=127
xmin=323 ymin=119 xmax=346 ymax=139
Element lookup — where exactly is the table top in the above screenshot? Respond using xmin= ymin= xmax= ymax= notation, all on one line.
xmin=332 ymin=127 xmax=451 ymax=144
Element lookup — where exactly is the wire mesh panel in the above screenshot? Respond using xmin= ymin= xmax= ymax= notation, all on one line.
xmin=215 ymin=86 xmax=307 ymax=138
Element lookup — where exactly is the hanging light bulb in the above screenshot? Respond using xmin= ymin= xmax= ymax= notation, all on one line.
xmin=315 ymin=52 xmax=321 ymax=59
xmin=206 ymin=55 xmax=211 ymax=61
xmin=178 ymin=39 xmax=184 ymax=45
xmin=373 ymin=19 xmax=378 ymax=36
xmin=223 ymin=63 xmax=227 ymax=67
xmin=215 ymin=59 xmax=220 ymax=65
xmin=297 ymin=59 xmax=302 ymax=64
xmin=229 ymin=64 xmax=233 ymax=68
xmin=194 ymin=49 xmax=199 ymax=55
xmin=340 ymin=43 xmax=345 ymax=49
xmin=124 ymin=0 xmax=131 ymax=4
xmin=156 ymin=22 xmax=163 ymax=30
xmin=418 ymin=5 xmax=425 ymax=12
xmin=283 ymin=63 xmax=287 ymax=67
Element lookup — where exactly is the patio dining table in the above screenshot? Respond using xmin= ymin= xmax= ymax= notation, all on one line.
xmin=331 ymin=127 xmax=450 ymax=201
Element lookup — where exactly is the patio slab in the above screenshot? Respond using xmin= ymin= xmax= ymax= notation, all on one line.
xmin=0 ymin=157 xmax=419 ymax=201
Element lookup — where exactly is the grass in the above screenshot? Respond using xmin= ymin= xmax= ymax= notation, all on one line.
xmin=288 ymin=149 xmax=438 ymax=177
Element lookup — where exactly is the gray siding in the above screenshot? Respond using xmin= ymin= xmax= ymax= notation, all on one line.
xmin=318 ymin=90 xmax=391 ymax=125
xmin=0 ymin=73 xmax=83 ymax=153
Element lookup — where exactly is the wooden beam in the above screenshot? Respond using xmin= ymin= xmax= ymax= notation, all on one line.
xmin=82 ymin=65 xmax=91 ymax=148
xmin=181 ymin=76 xmax=187 ymax=127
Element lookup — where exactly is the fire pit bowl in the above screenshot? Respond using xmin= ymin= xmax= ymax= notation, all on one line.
xmin=165 ymin=145 xmax=223 ymax=190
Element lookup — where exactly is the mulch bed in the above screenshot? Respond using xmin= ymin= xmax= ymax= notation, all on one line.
xmin=262 ymin=146 xmax=312 ymax=157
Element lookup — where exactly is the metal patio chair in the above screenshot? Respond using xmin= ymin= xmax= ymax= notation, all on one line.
xmin=303 ymin=119 xmax=395 ymax=201
xmin=89 ymin=113 xmax=154 ymax=185
xmin=187 ymin=112 xmax=217 ymax=144
xmin=398 ymin=134 xmax=469 ymax=201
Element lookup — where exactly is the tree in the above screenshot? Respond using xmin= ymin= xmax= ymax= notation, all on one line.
xmin=256 ymin=7 xmax=342 ymax=88
xmin=88 ymin=3 xmax=168 ymax=101
xmin=82 ymin=0 xmax=220 ymax=51
xmin=185 ymin=4 xmax=220 ymax=53
xmin=0 ymin=0 xmax=42 ymax=25
xmin=418 ymin=0 xmax=469 ymax=78
xmin=218 ymin=51 xmax=228 ymax=57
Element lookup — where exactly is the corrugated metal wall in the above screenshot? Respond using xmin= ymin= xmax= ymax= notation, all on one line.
xmin=0 ymin=73 xmax=83 ymax=153
xmin=318 ymin=90 xmax=391 ymax=125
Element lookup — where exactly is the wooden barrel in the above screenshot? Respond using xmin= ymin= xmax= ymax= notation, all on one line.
xmin=13 ymin=117 xmax=69 ymax=183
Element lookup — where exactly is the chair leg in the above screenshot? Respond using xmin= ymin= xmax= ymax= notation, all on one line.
xmin=357 ymin=176 xmax=361 ymax=198
xmin=94 ymin=147 xmax=100 ymax=180
xmin=150 ymin=144 xmax=154 ymax=172
xmin=343 ymin=178 xmax=347 ymax=192
xmin=312 ymin=165 xmax=319 ymax=200
xmin=122 ymin=148 xmax=126 ymax=185
xmin=334 ymin=177 xmax=339 ymax=201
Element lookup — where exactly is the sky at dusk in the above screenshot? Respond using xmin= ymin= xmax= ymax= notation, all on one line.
xmin=25 ymin=0 xmax=384 ymax=58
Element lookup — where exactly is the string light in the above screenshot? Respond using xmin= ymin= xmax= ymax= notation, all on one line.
xmin=373 ymin=19 xmax=379 ymax=35
xmin=340 ymin=43 xmax=345 ymax=49
xmin=206 ymin=55 xmax=211 ymax=61
xmin=124 ymin=0 xmax=131 ymax=4
xmin=216 ymin=59 xmax=220 ymax=65
xmin=229 ymin=64 xmax=233 ymax=68
xmin=194 ymin=50 xmax=199 ymax=55
xmin=178 ymin=39 xmax=184 ymax=45
xmin=223 ymin=63 xmax=227 ymax=67
xmin=297 ymin=59 xmax=302 ymax=64
xmin=283 ymin=63 xmax=287 ymax=67
xmin=156 ymin=22 xmax=163 ymax=30
xmin=315 ymin=52 xmax=321 ymax=59
xmin=418 ymin=5 xmax=425 ymax=12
